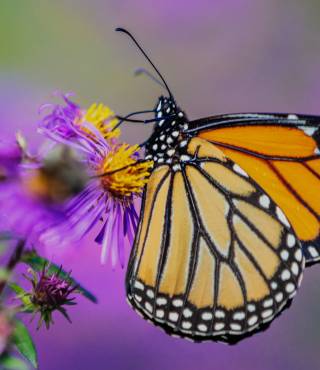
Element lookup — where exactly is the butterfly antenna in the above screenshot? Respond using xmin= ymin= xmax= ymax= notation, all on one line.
xmin=134 ymin=68 xmax=166 ymax=90
xmin=115 ymin=27 xmax=174 ymax=100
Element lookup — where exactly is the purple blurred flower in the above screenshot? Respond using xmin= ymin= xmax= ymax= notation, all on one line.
xmin=0 ymin=310 xmax=13 ymax=355
xmin=39 ymin=94 xmax=153 ymax=267
xmin=0 ymin=136 xmax=23 ymax=178
xmin=0 ymin=139 xmax=88 ymax=248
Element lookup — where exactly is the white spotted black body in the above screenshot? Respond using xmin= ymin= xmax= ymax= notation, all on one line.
xmin=145 ymin=96 xmax=190 ymax=169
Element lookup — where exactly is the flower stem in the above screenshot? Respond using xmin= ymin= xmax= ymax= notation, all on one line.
xmin=0 ymin=240 xmax=25 ymax=295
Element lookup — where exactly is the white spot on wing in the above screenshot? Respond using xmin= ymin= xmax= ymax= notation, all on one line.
xmin=145 ymin=302 xmax=153 ymax=312
xmin=182 ymin=321 xmax=192 ymax=329
xmin=230 ymin=323 xmax=242 ymax=331
xmin=285 ymin=283 xmax=295 ymax=293
xmin=134 ymin=281 xmax=144 ymax=290
xmin=301 ymin=126 xmax=318 ymax=136
xmin=276 ymin=207 xmax=290 ymax=227
xmin=183 ymin=308 xmax=193 ymax=318
xmin=201 ymin=312 xmax=213 ymax=320
xmin=146 ymin=289 xmax=154 ymax=298
xmin=181 ymin=155 xmax=191 ymax=162
xmin=291 ymin=262 xmax=299 ymax=275
xmin=169 ymin=312 xmax=179 ymax=322
xmin=280 ymin=250 xmax=289 ymax=261
xmin=248 ymin=316 xmax=258 ymax=326
xmin=263 ymin=298 xmax=273 ymax=308
xmin=259 ymin=195 xmax=270 ymax=208
xmin=233 ymin=164 xmax=249 ymax=177
xmin=261 ymin=309 xmax=273 ymax=319
xmin=215 ymin=310 xmax=225 ymax=318
xmin=197 ymin=324 xmax=207 ymax=332
xmin=233 ymin=312 xmax=245 ymax=320
xmin=308 ymin=246 xmax=319 ymax=258
xmin=156 ymin=309 xmax=164 ymax=318
xmin=156 ymin=297 xmax=167 ymax=306
xmin=214 ymin=322 xmax=225 ymax=331
xmin=294 ymin=249 xmax=303 ymax=262
xmin=271 ymin=282 xmax=278 ymax=290
xmin=281 ymin=269 xmax=291 ymax=281
xmin=172 ymin=299 xmax=183 ymax=307
xmin=287 ymin=234 xmax=295 ymax=248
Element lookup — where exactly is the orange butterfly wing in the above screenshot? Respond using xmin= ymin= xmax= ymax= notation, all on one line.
xmin=126 ymin=137 xmax=304 ymax=343
xmin=191 ymin=113 xmax=320 ymax=264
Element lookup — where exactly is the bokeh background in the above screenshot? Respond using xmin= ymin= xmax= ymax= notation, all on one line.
xmin=1 ymin=1 xmax=320 ymax=369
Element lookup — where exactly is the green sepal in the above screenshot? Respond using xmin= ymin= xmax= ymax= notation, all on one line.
xmin=8 ymin=283 xmax=33 ymax=310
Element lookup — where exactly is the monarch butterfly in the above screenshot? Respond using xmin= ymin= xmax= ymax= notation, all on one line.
xmin=116 ymin=28 xmax=319 ymax=344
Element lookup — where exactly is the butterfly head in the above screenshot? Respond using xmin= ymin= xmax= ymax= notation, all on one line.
xmin=143 ymin=96 xmax=189 ymax=164
xmin=115 ymin=28 xmax=189 ymax=164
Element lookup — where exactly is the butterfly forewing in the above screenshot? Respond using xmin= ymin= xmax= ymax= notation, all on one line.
xmin=188 ymin=113 xmax=320 ymax=264
xmin=126 ymin=137 xmax=305 ymax=342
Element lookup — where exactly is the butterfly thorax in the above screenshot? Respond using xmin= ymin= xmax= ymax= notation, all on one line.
xmin=145 ymin=96 xmax=189 ymax=166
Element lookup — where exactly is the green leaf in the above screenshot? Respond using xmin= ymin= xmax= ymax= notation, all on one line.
xmin=8 ymin=283 xmax=32 ymax=308
xmin=21 ymin=251 xmax=97 ymax=303
xmin=11 ymin=319 xmax=38 ymax=368
xmin=0 ymin=354 xmax=28 ymax=370
xmin=8 ymin=283 xmax=27 ymax=296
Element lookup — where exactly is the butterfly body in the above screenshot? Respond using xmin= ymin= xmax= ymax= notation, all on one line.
xmin=144 ymin=97 xmax=189 ymax=167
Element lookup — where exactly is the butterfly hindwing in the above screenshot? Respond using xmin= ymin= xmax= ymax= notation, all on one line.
xmin=126 ymin=137 xmax=305 ymax=342
xmin=188 ymin=113 xmax=320 ymax=265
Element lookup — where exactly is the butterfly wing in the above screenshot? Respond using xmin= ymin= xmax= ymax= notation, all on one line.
xmin=188 ymin=113 xmax=320 ymax=265
xmin=126 ymin=137 xmax=304 ymax=342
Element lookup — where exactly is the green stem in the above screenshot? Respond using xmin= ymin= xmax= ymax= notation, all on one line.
xmin=0 ymin=240 xmax=25 ymax=296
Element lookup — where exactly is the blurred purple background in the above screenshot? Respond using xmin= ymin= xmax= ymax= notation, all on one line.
xmin=1 ymin=1 xmax=320 ymax=369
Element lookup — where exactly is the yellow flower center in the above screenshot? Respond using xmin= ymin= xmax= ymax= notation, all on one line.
xmin=83 ymin=103 xmax=120 ymax=141
xmin=99 ymin=143 xmax=153 ymax=199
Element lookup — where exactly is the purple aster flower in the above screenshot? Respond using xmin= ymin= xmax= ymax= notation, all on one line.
xmin=39 ymin=92 xmax=81 ymax=141
xmin=39 ymin=95 xmax=153 ymax=267
xmin=22 ymin=264 xmax=79 ymax=329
